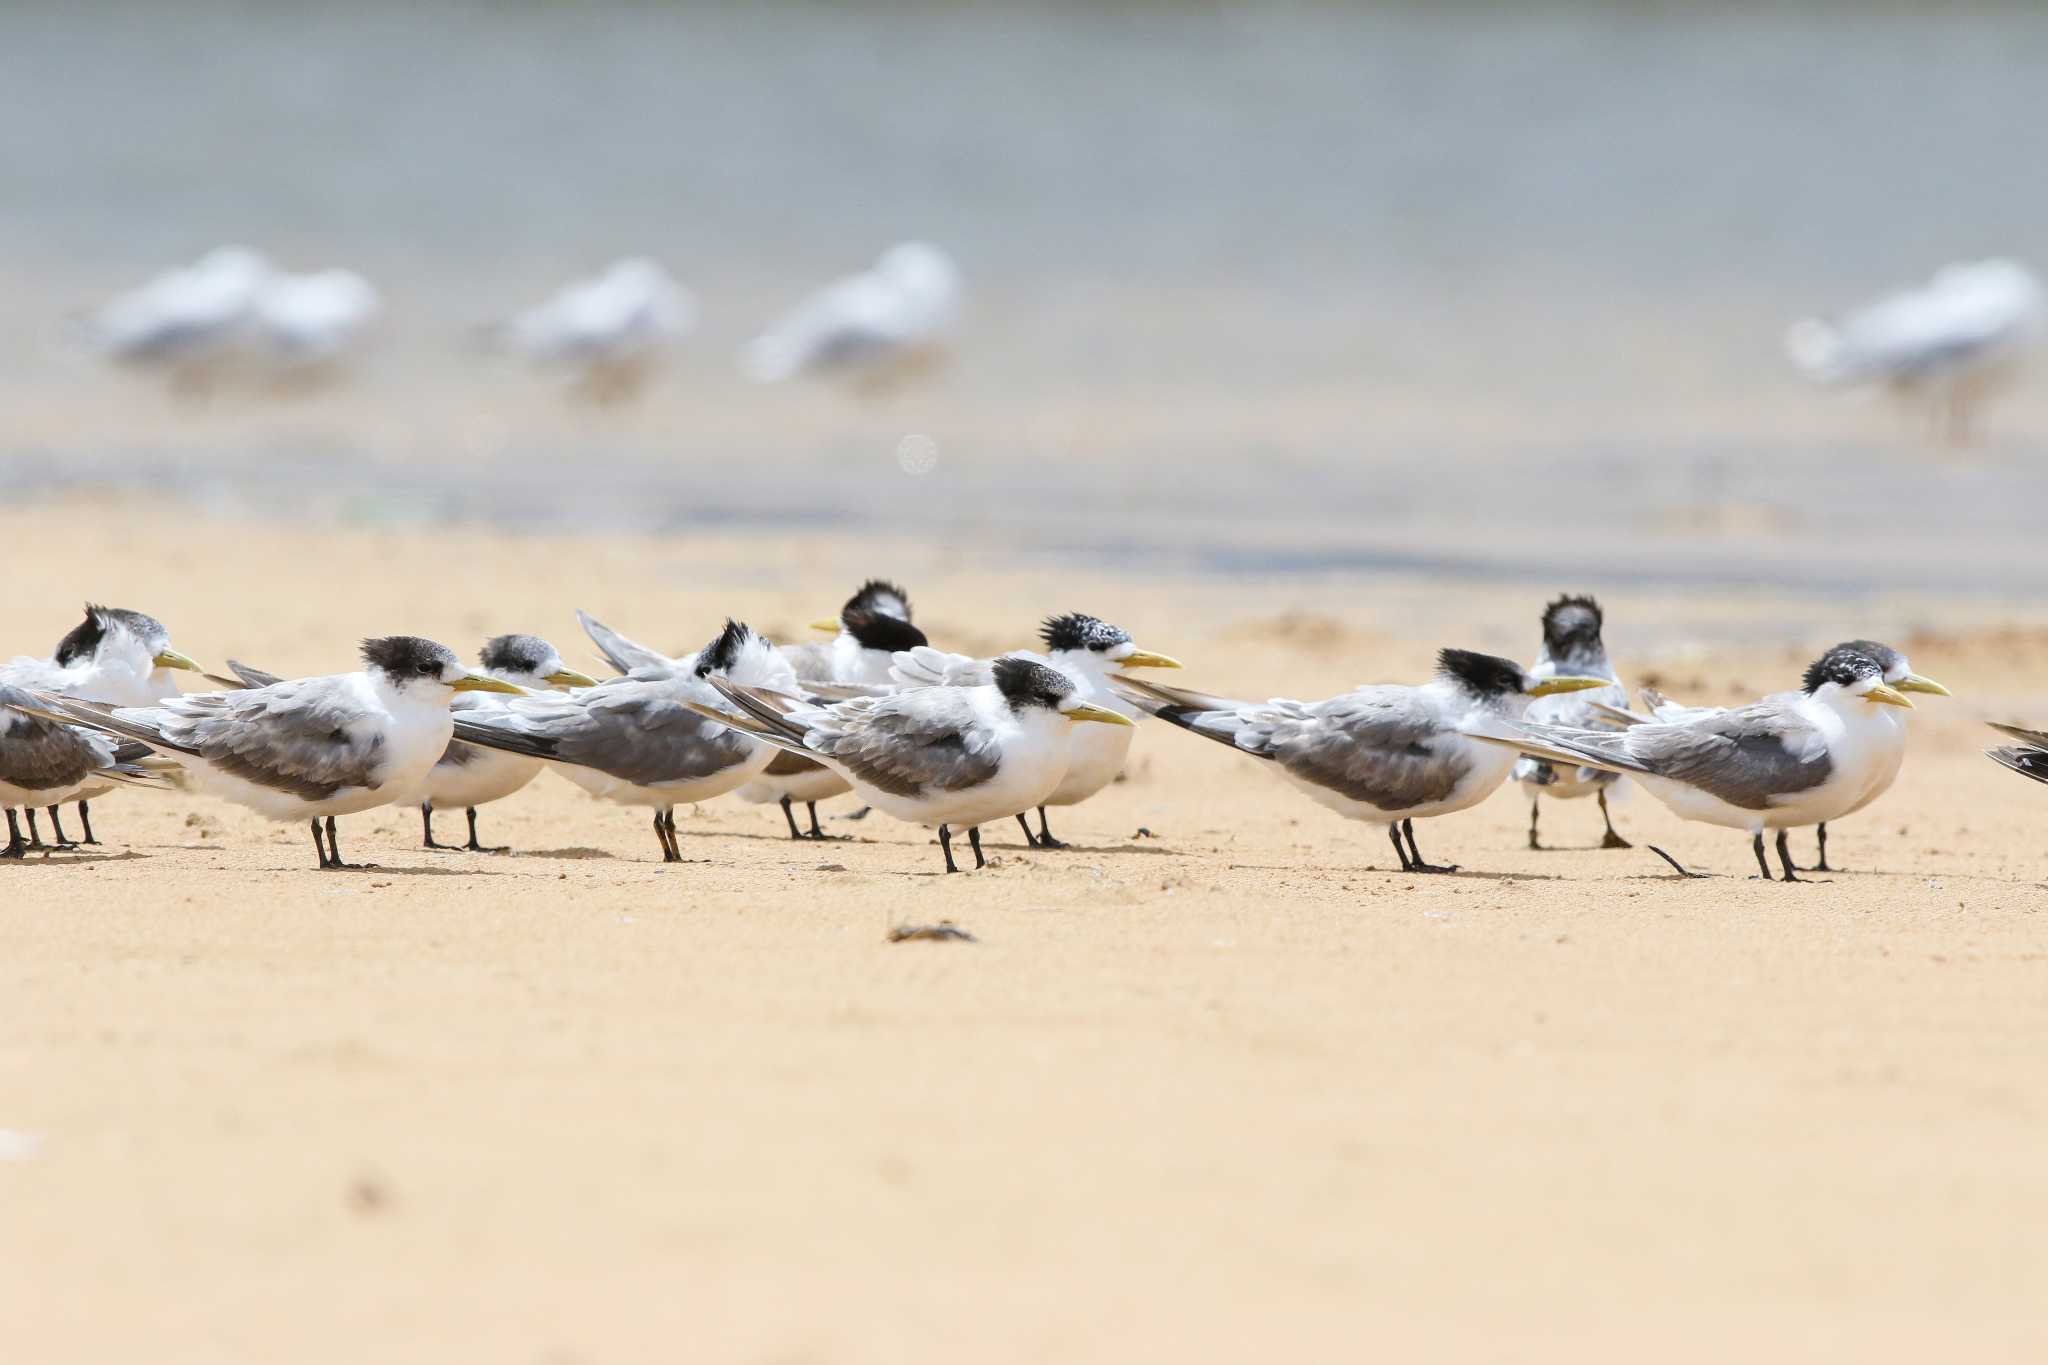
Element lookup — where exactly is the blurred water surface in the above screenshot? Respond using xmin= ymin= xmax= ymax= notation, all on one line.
xmin=5 ymin=1 xmax=2047 ymax=593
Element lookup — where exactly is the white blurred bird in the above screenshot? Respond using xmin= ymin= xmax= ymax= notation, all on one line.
xmin=79 ymin=246 xmax=273 ymax=383
xmin=1787 ymin=258 xmax=2043 ymax=444
xmin=489 ymin=257 xmax=695 ymax=401
xmin=252 ymin=267 xmax=381 ymax=376
xmin=741 ymin=241 xmax=960 ymax=389
xmin=1512 ymin=595 xmax=1632 ymax=852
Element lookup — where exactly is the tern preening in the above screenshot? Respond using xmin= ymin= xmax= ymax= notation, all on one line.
xmin=889 ymin=613 xmax=1181 ymax=849
xmin=1513 ymin=595 xmax=1632 ymax=852
xmin=16 ymin=638 xmax=519 ymax=869
xmin=1611 ymin=640 xmax=1948 ymax=871
xmin=487 ymin=257 xmax=695 ymax=402
xmin=1471 ymin=650 xmax=1916 ymax=882
xmin=694 ymin=657 xmax=1132 ymax=874
xmin=2 ymin=604 xmax=202 ymax=846
xmin=1786 ymin=258 xmax=2043 ymax=444
xmin=446 ymin=619 xmax=795 ymax=863
xmin=741 ymin=242 xmax=960 ymax=390
xmin=1115 ymin=650 xmax=1609 ymax=874
xmin=733 ymin=579 xmax=927 ymax=840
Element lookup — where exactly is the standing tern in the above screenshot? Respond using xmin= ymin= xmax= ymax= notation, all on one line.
xmin=741 ymin=242 xmax=960 ymax=390
xmin=889 ymin=613 xmax=1181 ymax=849
xmin=694 ymin=658 xmax=1132 ymax=874
xmin=446 ymin=620 xmax=796 ymax=862
xmin=1613 ymin=639 xmax=1948 ymax=871
xmin=16 ymin=638 xmax=520 ymax=869
xmin=78 ymin=246 xmax=272 ymax=385
xmin=0 ymin=684 xmax=160 ymax=858
xmin=733 ymin=579 xmax=927 ymax=840
xmin=1513 ymin=595 xmax=1632 ymax=852
xmin=1786 ymin=258 xmax=2043 ymax=444
xmin=251 ymin=267 xmax=382 ymax=378
xmin=3 ymin=604 xmax=202 ymax=846
xmin=486 ymin=258 xmax=695 ymax=402
xmin=1469 ymin=650 xmax=1915 ymax=882
xmin=1113 ymin=650 xmax=1608 ymax=874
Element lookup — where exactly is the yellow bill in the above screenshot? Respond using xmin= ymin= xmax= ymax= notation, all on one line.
xmin=1865 ymin=682 xmax=1914 ymax=708
xmin=153 ymin=648 xmax=203 ymax=672
xmin=1528 ymin=675 xmax=1610 ymax=697
xmin=545 ymin=667 xmax=599 ymax=688
xmin=1895 ymin=672 xmax=1950 ymax=697
xmin=1119 ymin=649 xmax=1183 ymax=670
xmin=1066 ymin=702 xmax=1135 ymax=727
xmin=452 ymin=674 xmax=525 ymax=695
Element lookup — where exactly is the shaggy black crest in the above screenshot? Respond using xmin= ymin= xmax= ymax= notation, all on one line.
xmin=1540 ymin=595 xmax=1604 ymax=655
xmin=992 ymin=656 xmax=1076 ymax=711
xmin=1039 ymin=613 xmax=1132 ymax=654
xmin=694 ymin=619 xmax=755 ymax=677
xmin=362 ymin=636 xmax=461 ymax=681
xmin=1802 ymin=649 xmax=1882 ymax=695
xmin=1829 ymin=638 xmax=1905 ymax=677
xmin=843 ymin=607 xmax=929 ymax=653
xmin=844 ymin=578 xmax=913 ymax=623
xmin=54 ymin=603 xmax=169 ymax=666
xmin=479 ymin=633 xmax=554 ymax=675
xmin=1437 ymin=648 xmax=1527 ymax=699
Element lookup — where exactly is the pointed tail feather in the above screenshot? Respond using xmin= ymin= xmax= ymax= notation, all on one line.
xmin=1987 ymin=744 xmax=2048 ymax=785
xmin=1587 ymin=700 xmax=1649 ymax=728
xmin=577 ymin=609 xmax=672 ymax=677
xmin=1987 ymin=722 xmax=2048 ymax=750
xmin=1463 ymin=720 xmax=1652 ymax=778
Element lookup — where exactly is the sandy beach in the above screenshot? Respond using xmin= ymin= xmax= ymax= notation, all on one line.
xmin=2 ymin=500 xmax=2044 ymax=1362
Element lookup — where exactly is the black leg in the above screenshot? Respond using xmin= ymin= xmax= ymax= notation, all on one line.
xmin=1016 ymin=812 xmax=1037 ymax=847
xmin=805 ymin=802 xmax=828 ymax=839
xmin=1813 ymin=823 xmax=1833 ymax=873
xmin=1598 ymin=789 xmax=1631 ymax=849
xmin=326 ymin=815 xmax=354 ymax=869
xmin=422 ymin=801 xmax=457 ymax=850
xmin=779 ymin=795 xmax=804 ymax=840
xmin=1388 ymin=823 xmax=1413 ymax=871
xmin=1750 ymin=832 xmax=1773 ymax=880
xmin=968 ymin=825 xmax=986 ymax=869
xmin=77 ymin=800 xmax=98 ymax=845
xmin=46 ymin=806 xmax=76 ymax=848
xmin=1401 ymin=818 xmax=1458 ymax=874
xmin=938 ymin=824 xmax=958 ymax=873
xmin=464 ymin=807 xmax=506 ymax=853
xmin=3 ymin=810 xmax=24 ymax=859
xmin=655 ymin=808 xmax=681 ymax=862
xmin=1774 ymin=830 xmax=1805 ymax=883
xmin=1647 ymin=845 xmax=1708 ymax=878
xmin=1034 ymin=807 xmax=1067 ymax=850
xmin=1527 ymin=798 xmax=1542 ymax=850
xmin=311 ymin=818 xmax=331 ymax=869
xmin=24 ymin=808 xmax=42 ymax=850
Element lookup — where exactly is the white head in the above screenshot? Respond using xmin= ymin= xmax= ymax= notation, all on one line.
xmin=1036 ymin=613 xmax=1181 ymax=677
xmin=1800 ymin=650 xmax=1913 ymax=714
xmin=53 ymin=603 xmax=200 ymax=703
xmin=361 ymin=636 xmax=523 ymax=702
xmin=876 ymin=241 xmax=960 ymax=309
xmin=476 ymin=634 xmax=597 ymax=690
xmin=693 ymin=619 xmax=798 ymax=692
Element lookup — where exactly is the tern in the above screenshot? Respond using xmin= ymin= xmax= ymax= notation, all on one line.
xmin=1114 ymin=650 xmax=1608 ymax=874
xmin=1787 ymin=258 xmax=2043 ymax=444
xmin=486 ymin=258 xmax=695 ymax=402
xmin=889 ymin=613 xmax=1181 ymax=849
xmin=0 ymin=683 xmax=161 ymax=858
xmin=733 ymin=579 xmax=927 ymax=840
xmin=2 ymin=604 xmax=202 ymax=846
xmin=1613 ymin=639 xmax=1948 ymax=871
xmin=79 ymin=246 xmax=272 ymax=385
xmin=1470 ymin=650 xmax=1915 ymax=882
xmin=17 ymin=637 xmax=520 ymax=869
xmin=693 ymin=657 xmax=1132 ymax=873
xmin=446 ymin=620 xmax=795 ymax=862
xmin=1513 ymin=595 xmax=1632 ymax=852
xmin=741 ymin=242 xmax=960 ymax=389
xmin=251 ymin=267 xmax=381 ymax=377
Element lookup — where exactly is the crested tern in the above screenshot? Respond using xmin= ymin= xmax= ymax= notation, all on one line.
xmin=3 ymin=604 xmax=202 ymax=846
xmin=0 ymin=683 xmax=160 ymax=858
xmin=487 ymin=258 xmax=694 ymax=402
xmin=733 ymin=579 xmax=926 ymax=840
xmin=889 ymin=613 xmax=1181 ymax=849
xmin=1471 ymin=650 xmax=1916 ymax=882
xmin=1787 ymin=258 xmax=2043 ymax=444
xmin=1513 ymin=595 xmax=1632 ymax=852
xmin=446 ymin=620 xmax=796 ymax=862
xmin=1114 ymin=650 xmax=1607 ymax=874
xmin=17 ymin=637 xmax=519 ymax=869
xmin=694 ymin=657 xmax=1132 ymax=874
xmin=741 ymin=242 xmax=959 ymax=389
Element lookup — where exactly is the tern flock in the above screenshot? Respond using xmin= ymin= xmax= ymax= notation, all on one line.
xmin=1 ymin=588 xmax=2023 ymax=883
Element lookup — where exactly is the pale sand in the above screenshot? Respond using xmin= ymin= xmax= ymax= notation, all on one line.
xmin=2 ymin=501 xmax=2045 ymax=1363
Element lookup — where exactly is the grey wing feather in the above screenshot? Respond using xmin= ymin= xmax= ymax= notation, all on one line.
xmin=226 ymin=661 xmax=284 ymax=689
xmin=1513 ymin=702 xmax=1831 ymax=810
xmin=1986 ymin=744 xmax=2048 ymax=785
xmin=1987 ymin=722 xmax=2048 ymax=749
xmin=799 ymin=688 xmax=1000 ymax=798
xmin=158 ymin=680 xmax=392 ymax=799
xmin=462 ymin=677 xmax=756 ymax=785
xmin=577 ymin=610 xmax=673 ymax=677
xmin=0 ymin=691 xmax=106 ymax=791
xmin=1255 ymin=689 xmax=1473 ymax=811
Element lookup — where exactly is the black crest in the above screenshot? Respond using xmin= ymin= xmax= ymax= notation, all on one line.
xmin=1830 ymin=638 xmax=1905 ymax=677
xmin=1437 ymin=648 xmax=1527 ymax=700
xmin=1802 ymin=649 xmax=1882 ymax=695
xmin=1540 ymin=594 xmax=1604 ymax=655
xmin=54 ymin=603 xmax=169 ymax=665
xmin=992 ymin=656 xmax=1076 ymax=711
xmin=695 ymin=619 xmax=755 ymax=676
xmin=479 ymin=633 xmax=554 ymax=675
xmin=843 ymin=607 xmax=928 ymax=653
xmin=844 ymin=578 xmax=913 ymax=623
xmin=1039 ymin=613 xmax=1132 ymax=654
xmin=361 ymin=636 xmax=461 ymax=681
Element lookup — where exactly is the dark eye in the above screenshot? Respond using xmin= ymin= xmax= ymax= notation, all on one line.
xmin=418 ymin=661 xmax=438 ymax=676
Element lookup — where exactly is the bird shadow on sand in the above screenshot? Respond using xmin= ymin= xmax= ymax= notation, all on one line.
xmin=511 ymin=847 xmax=617 ymax=861
xmin=2 ymin=849 xmax=148 ymax=867
xmin=1010 ymin=842 xmax=1189 ymax=858
xmin=313 ymin=863 xmax=509 ymax=879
